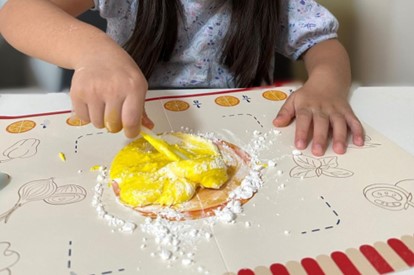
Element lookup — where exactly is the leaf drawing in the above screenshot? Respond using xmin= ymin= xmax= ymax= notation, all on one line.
xmin=290 ymin=155 xmax=354 ymax=179
xmin=292 ymin=155 xmax=321 ymax=170
xmin=348 ymin=135 xmax=381 ymax=149
xmin=0 ymin=178 xmax=87 ymax=224
xmin=290 ymin=166 xmax=319 ymax=178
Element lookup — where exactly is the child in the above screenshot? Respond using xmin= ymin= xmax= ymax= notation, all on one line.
xmin=0 ymin=0 xmax=364 ymax=156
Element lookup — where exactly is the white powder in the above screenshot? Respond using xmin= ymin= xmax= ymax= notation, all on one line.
xmin=91 ymin=166 xmax=137 ymax=233
xmin=92 ymin=128 xmax=282 ymax=273
xmin=267 ymin=160 xmax=277 ymax=167
xmin=292 ymin=149 xmax=302 ymax=156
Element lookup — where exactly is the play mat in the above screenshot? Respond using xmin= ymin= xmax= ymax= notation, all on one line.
xmin=0 ymin=87 xmax=413 ymax=275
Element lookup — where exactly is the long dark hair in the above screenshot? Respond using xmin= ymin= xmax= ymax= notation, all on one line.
xmin=124 ymin=0 xmax=279 ymax=87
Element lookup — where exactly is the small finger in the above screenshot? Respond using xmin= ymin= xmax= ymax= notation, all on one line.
xmin=70 ymin=100 xmax=90 ymax=124
xmin=294 ymin=108 xmax=313 ymax=150
xmin=330 ymin=113 xmax=348 ymax=154
xmin=141 ymin=110 xmax=154 ymax=130
xmin=346 ymin=115 xmax=365 ymax=146
xmin=122 ymin=95 xmax=143 ymax=138
xmin=104 ymin=102 xmax=123 ymax=133
xmin=88 ymin=101 xmax=105 ymax=129
xmin=311 ymin=111 xmax=330 ymax=156
xmin=273 ymin=97 xmax=295 ymax=127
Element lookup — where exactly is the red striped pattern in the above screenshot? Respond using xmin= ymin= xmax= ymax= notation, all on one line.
xmin=388 ymin=238 xmax=414 ymax=266
xmin=270 ymin=263 xmax=290 ymax=275
xmin=360 ymin=244 xmax=394 ymax=273
xmin=331 ymin=251 xmax=361 ymax=275
xmin=237 ymin=236 xmax=414 ymax=274
xmin=301 ymin=258 xmax=325 ymax=275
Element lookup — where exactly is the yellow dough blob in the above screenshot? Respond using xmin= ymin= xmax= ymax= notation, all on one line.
xmin=110 ymin=132 xmax=229 ymax=207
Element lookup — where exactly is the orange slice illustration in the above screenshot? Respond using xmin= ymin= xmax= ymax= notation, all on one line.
xmin=262 ymin=90 xmax=288 ymax=101
xmin=6 ymin=120 xmax=36 ymax=134
xmin=66 ymin=116 xmax=90 ymax=127
xmin=215 ymin=95 xmax=240 ymax=107
xmin=164 ymin=100 xmax=190 ymax=112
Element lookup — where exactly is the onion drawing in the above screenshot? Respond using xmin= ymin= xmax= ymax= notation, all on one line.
xmin=0 ymin=178 xmax=87 ymax=224
xmin=44 ymin=184 xmax=87 ymax=205
xmin=0 ymin=178 xmax=57 ymax=223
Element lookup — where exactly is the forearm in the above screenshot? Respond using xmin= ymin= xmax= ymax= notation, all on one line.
xmin=302 ymin=39 xmax=352 ymax=97
xmin=0 ymin=0 xmax=121 ymax=70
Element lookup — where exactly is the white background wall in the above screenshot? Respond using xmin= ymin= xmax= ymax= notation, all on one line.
xmin=309 ymin=0 xmax=414 ymax=86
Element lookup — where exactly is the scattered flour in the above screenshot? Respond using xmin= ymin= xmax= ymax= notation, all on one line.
xmin=91 ymin=128 xmax=286 ymax=272
xmin=292 ymin=149 xmax=302 ymax=156
xmin=92 ymin=166 xmax=137 ymax=233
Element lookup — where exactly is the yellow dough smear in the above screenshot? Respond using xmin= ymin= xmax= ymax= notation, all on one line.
xmin=110 ymin=132 xmax=229 ymax=207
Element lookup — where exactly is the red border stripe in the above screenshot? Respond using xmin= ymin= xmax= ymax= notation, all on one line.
xmin=238 ymin=269 xmax=255 ymax=275
xmin=331 ymin=251 xmax=361 ymax=275
xmin=270 ymin=263 xmax=290 ymax=275
xmin=388 ymin=238 xmax=414 ymax=266
xmin=301 ymin=258 xmax=325 ymax=275
xmin=360 ymin=244 xmax=394 ymax=273
xmin=0 ymin=110 xmax=71 ymax=119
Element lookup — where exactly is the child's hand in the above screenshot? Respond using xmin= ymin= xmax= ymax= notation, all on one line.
xmin=273 ymin=86 xmax=364 ymax=156
xmin=69 ymin=50 xmax=153 ymax=138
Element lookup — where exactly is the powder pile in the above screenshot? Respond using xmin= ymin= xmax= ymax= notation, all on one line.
xmin=91 ymin=128 xmax=284 ymax=272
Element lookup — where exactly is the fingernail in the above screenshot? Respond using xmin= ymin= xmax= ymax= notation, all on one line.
xmin=356 ymin=136 xmax=365 ymax=146
xmin=296 ymin=139 xmax=306 ymax=149
xmin=334 ymin=142 xmax=346 ymax=154
xmin=67 ymin=115 xmax=89 ymax=126
xmin=313 ymin=144 xmax=324 ymax=156
xmin=142 ymin=117 xmax=154 ymax=129
xmin=105 ymin=121 xmax=122 ymax=133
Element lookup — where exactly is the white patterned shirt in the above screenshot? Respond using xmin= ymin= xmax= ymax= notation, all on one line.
xmin=93 ymin=0 xmax=338 ymax=88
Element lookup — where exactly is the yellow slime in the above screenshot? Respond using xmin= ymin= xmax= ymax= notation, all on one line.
xmin=110 ymin=132 xmax=229 ymax=207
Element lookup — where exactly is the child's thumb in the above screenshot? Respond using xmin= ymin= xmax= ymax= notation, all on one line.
xmin=141 ymin=110 xmax=154 ymax=129
xmin=273 ymin=97 xmax=295 ymax=127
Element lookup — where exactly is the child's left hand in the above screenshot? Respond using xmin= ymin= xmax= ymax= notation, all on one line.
xmin=273 ymin=85 xmax=365 ymax=156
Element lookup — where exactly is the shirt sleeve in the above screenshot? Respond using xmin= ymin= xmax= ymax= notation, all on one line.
xmin=275 ymin=0 xmax=339 ymax=60
xmin=91 ymin=0 xmax=137 ymax=45
xmin=92 ymin=0 xmax=133 ymax=19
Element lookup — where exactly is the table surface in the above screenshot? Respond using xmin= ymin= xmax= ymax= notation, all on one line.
xmin=0 ymin=85 xmax=413 ymax=275
xmin=1 ymin=86 xmax=414 ymax=156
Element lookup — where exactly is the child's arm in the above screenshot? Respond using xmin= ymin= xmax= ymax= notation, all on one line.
xmin=0 ymin=0 xmax=150 ymax=137
xmin=273 ymin=39 xmax=364 ymax=156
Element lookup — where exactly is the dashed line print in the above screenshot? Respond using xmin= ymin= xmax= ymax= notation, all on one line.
xmin=301 ymin=196 xmax=341 ymax=234
xmin=222 ymin=113 xmax=264 ymax=128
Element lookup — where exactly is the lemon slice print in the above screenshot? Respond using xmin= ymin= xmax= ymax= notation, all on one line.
xmin=164 ymin=100 xmax=190 ymax=112
xmin=66 ymin=116 xmax=90 ymax=126
xmin=6 ymin=120 xmax=36 ymax=134
xmin=215 ymin=95 xmax=240 ymax=107
xmin=262 ymin=90 xmax=288 ymax=101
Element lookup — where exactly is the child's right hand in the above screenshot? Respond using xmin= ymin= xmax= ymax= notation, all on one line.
xmin=69 ymin=49 xmax=153 ymax=138
xmin=0 ymin=0 xmax=154 ymax=138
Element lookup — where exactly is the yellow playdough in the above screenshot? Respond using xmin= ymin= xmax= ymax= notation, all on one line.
xmin=110 ymin=132 xmax=229 ymax=207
